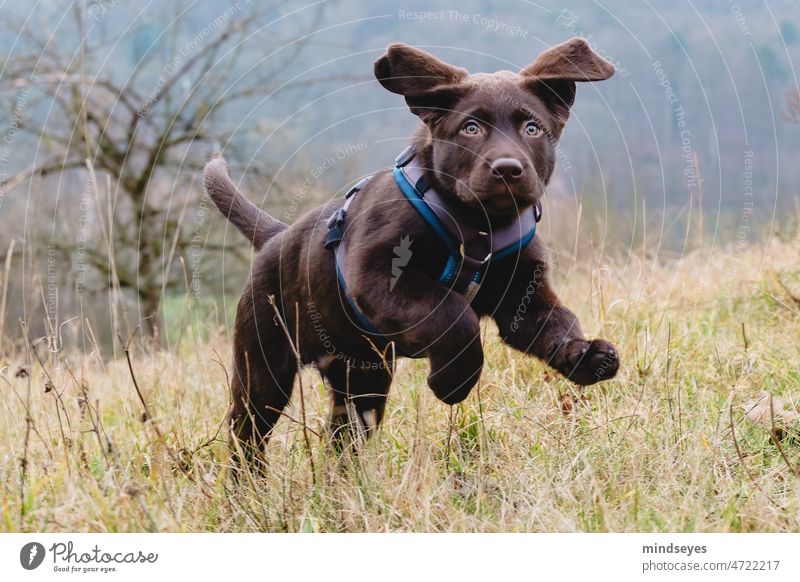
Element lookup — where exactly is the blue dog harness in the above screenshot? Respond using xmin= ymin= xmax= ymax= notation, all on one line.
xmin=324 ymin=145 xmax=542 ymax=347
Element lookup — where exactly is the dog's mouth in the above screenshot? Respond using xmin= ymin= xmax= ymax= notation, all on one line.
xmin=483 ymin=195 xmax=524 ymax=214
xmin=459 ymin=183 xmax=537 ymax=216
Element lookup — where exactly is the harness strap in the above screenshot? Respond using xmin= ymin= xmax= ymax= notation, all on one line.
xmin=324 ymin=146 xmax=542 ymax=346
xmin=324 ymin=176 xmax=369 ymax=250
xmin=393 ymin=145 xmax=540 ymax=300
xmin=323 ymin=176 xmax=388 ymax=347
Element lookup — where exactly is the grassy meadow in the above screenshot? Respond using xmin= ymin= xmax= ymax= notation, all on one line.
xmin=2 ymin=236 xmax=800 ymax=532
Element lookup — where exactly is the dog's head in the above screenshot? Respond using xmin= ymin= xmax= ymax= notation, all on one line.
xmin=375 ymin=38 xmax=614 ymax=216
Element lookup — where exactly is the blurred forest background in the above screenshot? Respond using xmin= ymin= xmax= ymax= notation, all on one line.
xmin=0 ymin=0 xmax=798 ymax=352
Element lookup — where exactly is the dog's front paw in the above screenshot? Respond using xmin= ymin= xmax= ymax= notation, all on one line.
xmin=561 ymin=338 xmax=619 ymax=385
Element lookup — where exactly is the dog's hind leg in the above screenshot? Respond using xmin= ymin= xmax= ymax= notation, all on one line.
xmin=227 ymin=288 xmax=297 ymax=464
xmin=227 ymin=351 xmax=296 ymax=464
xmin=323 ymin=357 xmax=393 ymax=450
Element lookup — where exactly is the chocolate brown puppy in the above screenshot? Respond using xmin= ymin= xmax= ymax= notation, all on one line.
xmin=204 ymin=38 xmax=620 ymax=458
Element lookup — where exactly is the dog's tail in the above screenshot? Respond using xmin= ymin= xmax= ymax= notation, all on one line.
xmin=203 ymin=155 xmax=287 ymax=249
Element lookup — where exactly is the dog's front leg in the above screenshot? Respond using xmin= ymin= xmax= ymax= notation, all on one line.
xmin=354 ymin=271 xmax=483 ymax=405
xmin=424 ymin=306 xmax=483 ymax=404
xmin=492 ymin=261 xmax=619 ymax=385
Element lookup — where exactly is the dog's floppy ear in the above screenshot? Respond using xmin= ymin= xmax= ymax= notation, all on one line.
xmin=375 ymin=43 xmax=469 ymax=122
xmin=521 ymin=38 xmax=614 ymax=129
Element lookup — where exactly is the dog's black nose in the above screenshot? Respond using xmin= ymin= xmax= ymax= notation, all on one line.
xmin=490 ymin=157 xmax=524 ymax=181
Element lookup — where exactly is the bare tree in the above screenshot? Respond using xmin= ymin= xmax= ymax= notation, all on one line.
xmin=0 ymin=2 xmax=332 ymax=340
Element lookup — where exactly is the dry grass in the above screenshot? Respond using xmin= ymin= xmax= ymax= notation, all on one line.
xmin=2 ymin=237 xmax=800 ymax=532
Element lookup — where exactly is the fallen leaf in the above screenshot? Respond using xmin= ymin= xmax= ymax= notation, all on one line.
xmin=560 ymin=393 xmax=590 ymax=416
xmin=741 ymin=391 xmax=799 ymax=428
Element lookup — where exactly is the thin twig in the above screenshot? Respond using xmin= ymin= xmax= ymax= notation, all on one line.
xmin=118 ymin=329 xmax=194 ymax=480
xmin=768 ymin=394 xmax=799 ymax=477
xmin=63 ymin=361 xmax=116 ymax=469
xmin=445 ymin=405 xmax=455 ymax=468
xmin=665 ymin=322 xmax=675 ymax=440
xmin=267 ymin=296 xmax=316 ymax=486
xmin=264 ymin=406 xmax=322 ymax=439
xmin=757 ymin=287 xmax=800 ymax=316
xmin=23 ymin=328 xmax=73 ymax=474
xmin=18 ymin=319 xmax=34 ymax=521
xmin=0 ymin=239 xmax=15 ymax=352
xmin=728 ymin=399 xmax=772 ymax=502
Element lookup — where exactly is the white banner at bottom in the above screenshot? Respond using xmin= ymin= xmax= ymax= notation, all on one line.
xmin=1 ymin=533 xmax=797 ymax=581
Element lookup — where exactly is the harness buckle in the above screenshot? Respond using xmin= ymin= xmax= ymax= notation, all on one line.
xmin=347 ymin=176 xmax=371 ymax=197
xmin=394 ymin=145 xmax=416 ymax=168
xmin=326 ymin=207 xmax=346 ymax=230
xmin=458 ymin=242 xmax=492 ymax=265
xmin=459 ymin=230 xmax=492 ymax=264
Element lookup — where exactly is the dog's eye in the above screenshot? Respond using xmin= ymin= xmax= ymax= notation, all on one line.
xmin=461 ymin=120 xmax=481 ymax=136
xmin=524 ymin=121 xmax=542 ymax=137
